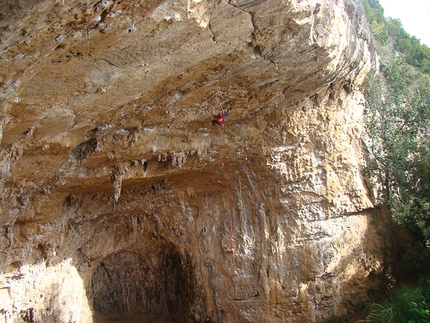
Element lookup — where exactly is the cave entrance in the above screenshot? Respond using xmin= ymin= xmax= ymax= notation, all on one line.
xmin=91 ymin=243 xmax=194 ymax=323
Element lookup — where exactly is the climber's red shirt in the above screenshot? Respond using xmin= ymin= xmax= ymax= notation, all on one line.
xmin=213 ymin=112 xmax=225 ymax=126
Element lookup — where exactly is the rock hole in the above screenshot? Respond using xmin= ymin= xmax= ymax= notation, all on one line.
xmin=343 ymin=81 xmax=352 ymax=94
xmin=251 ymin=45 xmax=262 ymax=59
xmin=71 ymin=138 xmax=97 ymax=161
xmin=20 ymin=308 xmax=35 ymax=323
xmin=313 ymin=3 xmax=321 ymax=15
xmin=91 ymin=244 xmax=194 ymax=322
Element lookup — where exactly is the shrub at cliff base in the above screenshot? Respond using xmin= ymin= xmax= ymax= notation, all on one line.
xmin=361 ymin=279 xmax=430 ymax=323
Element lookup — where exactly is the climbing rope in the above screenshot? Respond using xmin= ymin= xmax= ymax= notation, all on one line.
xmin=217 ymin=125 xmax=236 ymax=272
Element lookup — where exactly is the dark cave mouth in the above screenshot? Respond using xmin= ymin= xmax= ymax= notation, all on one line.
xmin=91 ymin=244 xmax=194 ymax=322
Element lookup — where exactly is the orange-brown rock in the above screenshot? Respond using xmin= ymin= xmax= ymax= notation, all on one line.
xmin=0 ymin=0 xmax=388 ymax=322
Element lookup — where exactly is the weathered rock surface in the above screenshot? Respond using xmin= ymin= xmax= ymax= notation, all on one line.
xmin=0 ymin=0 xmax=388 ymax=322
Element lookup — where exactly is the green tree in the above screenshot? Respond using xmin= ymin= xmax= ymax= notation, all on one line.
xmin=360 ymin=1 xmax=430 ymax=321
xmin=362 ymin=0 xmax=386 ymax=25
xmin=370 ymin=20 xmax=388 ymax=44
xmin=362 ymin=0 xmax=430 ymax=77
xmin=364 ymin=55 xmax=430 ymax=278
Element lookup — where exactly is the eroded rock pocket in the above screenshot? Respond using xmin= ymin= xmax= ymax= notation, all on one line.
xmin=71 ymin=138 xmax=97 ymax=161
xmin=91 ymin=245 xmax=194 ymax=322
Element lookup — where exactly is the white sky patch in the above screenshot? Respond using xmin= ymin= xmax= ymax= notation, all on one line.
xmin=378 ymin=0 xmax=430 ymax=47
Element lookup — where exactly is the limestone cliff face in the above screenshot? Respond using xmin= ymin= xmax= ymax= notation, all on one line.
xmin=0 ymin=0 xmax=388 ymax=322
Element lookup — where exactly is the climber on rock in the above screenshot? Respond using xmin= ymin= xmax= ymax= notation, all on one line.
xmin=212 ymin=107 xmax=231 ymax=127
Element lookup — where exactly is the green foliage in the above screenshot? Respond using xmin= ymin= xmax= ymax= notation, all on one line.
xmin=364 ymin=58 xmax=430 ymax=220
xmin=323 ymin=315 xmax=347 ymax=323
xmin=361 ymin=279 xmax=430 ymax=323
xmin=361 ymin=0 xmax=430 ymax=76
xmin=395 ymin=244 xmax=430 ymax=281
xmin=370 ymin=20 xmax=388 ymax=44
xmin=362 ymin=0 xmax=385 ymax=25
xmin=364 ymin=49 xmax=430 ymax=246
xmin=359 ymin=1 xmax=430 ymax=321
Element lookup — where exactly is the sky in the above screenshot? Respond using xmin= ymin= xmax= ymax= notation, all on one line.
xmin=377 ymin=0 xmax=430 ymax=47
